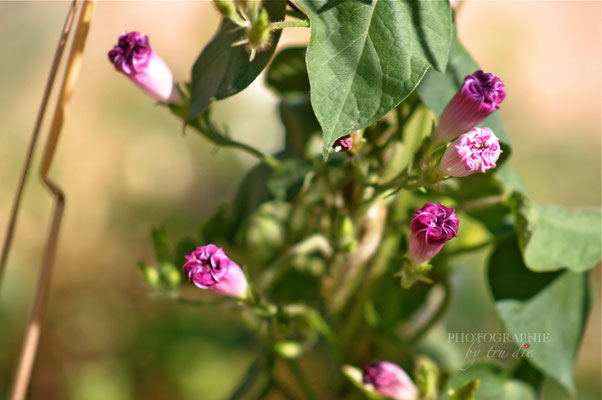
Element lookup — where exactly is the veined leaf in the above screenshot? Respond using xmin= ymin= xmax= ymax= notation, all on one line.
xmin=297 ymin=0 xmax=452 ymax=158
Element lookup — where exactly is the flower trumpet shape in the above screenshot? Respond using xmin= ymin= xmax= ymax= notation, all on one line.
xmin=182 ymin=245 xmax=248 ymax=299
xmin=108 ymin=31 xmax=181 ymax=104
xmin=432 ymin=70 xmax=505 ymax=144
xmin=409 ymin=203 xmax=459 ymax=265
xmin=362 ymin=361 xmax=419 ymax=400
xmin=439 ymin=127 xmax=502 ymax=177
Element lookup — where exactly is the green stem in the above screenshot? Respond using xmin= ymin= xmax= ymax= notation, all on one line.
xmin=191 ymin=115 xmax=281 ymax=169
xmin=287 ymin=359 xmax=320 ymax=400
xmin=168 ymin=103 xmax=281 ymax=169
xmin=407 ymin=280 xmax=452 ymax=346
xmin=271 ymin=20 xmax=310 ymax=29
xmin=257 ymin=234 xmax=332 ymax=290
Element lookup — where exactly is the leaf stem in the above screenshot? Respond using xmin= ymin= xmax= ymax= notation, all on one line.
xmin=271 ymin=20 xmax=310 ymax=29
xmin=407 ymin=280 xmax=452 ymax=346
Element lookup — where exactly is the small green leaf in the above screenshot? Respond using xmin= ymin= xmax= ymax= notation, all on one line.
xmin=446 ymin=363 xmax=536 ymax=400
xmin=417 ymin=32 xmax=510 ymax=147
xmin=496 ymin=272 xmax=590 ymax=395
xmin=151 ymin=226 xmax=172 ymax=264
xmin=265 ymin=46 xmax=310 ymax=94
xmin=297 ymin=0 xmax=452 ymax=158
xmin=137 ymin=260 xmax=161 ymax=289
xmin=187 ymin=0 xmax=286 ymax=120
xmin=487 ymin=234 xmax=561 ymax=301
xmin=279 ymin=95 xmax=321 ymax=158
xmin=510 ymin=193 xmax=601 ymax=272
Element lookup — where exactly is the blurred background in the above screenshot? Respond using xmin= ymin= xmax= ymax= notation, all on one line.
xmin=0 ymin=1 xmax=599 ymax=399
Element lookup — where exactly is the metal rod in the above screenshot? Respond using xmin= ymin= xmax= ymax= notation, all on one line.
xmin=8 ymin=2 xmax=97 ymax=399
xmin=0 ymin=0 xmax=78 ymax=287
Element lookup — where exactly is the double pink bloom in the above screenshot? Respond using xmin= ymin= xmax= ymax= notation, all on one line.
xmin=108 ymin=31 xmax=181 ymax=104
xmin=439 ymin=127 xmax=502 ymax=177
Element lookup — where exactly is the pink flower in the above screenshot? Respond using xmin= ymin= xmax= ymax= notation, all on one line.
xmin=108 ymin=31 xmax=181 ymax=104
xmin=182 ymin=245 xmax=248 ymax=299
xmin=409 ymin=203 xmax=459 ymax=264
xmin=439 ymin=127 xmax=502 ymax=177
xmin=333 ymin=134 xmax=353 ymax=152
xmin=432 ymin=70 xmax=505 ymax=144
xmin=362 ymin=361 xmax=418 ymax=400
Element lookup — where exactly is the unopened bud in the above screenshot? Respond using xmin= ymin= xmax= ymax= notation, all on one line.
xmin=213 ymin=0 xmax=237 ymax=18
xmin=108 ymin=31 xmax=181 ymax=104
xmin=432 ymin=70 xmax=505 ymax=144
xmin=183 ymin=245 xmax=249 ymax=299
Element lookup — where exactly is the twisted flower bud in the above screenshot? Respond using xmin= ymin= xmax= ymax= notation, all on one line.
xmin=183 ymin=245 xmax=248 ymax=299
xmin=108 ymin=31 xmax=181 ymax=104
xmin=362 ymin=361 xmax=418 ymax=400
xmin=333 ymin=134 xmax=353 ymax=152
xmin=409 ymin=203 xmax=458 ymax=265
xmin=432 ymin=70 xmax=505 ymax=144
xmin=439 ymin=127 xmax=502 ymax=177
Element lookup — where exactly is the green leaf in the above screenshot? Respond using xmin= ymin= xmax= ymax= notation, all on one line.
xmin=187 ymin=0 xmax=286 ymax=121
xmin=445 ymin=363 xmax=537 ymax=400
xmin=496 ymin=272 xmax=590 ymax=395
xmin=510 ymin=193 xmax=601 ymax=272
xmin=278 ymin=95 xmax=321 ymax=158
xmin=297 ymin=0 xmax=452 ymax=158
xmin=151 ymin=226 xmax=172 ymax=264
xmin=265 ymin=47 xmax=310 ymax=94
xmin=487 ymin=234 xmax=561 ymax=301
xmin=267 ymin=159 xmax=313 ymax=200
xmin=417 ymin=32 xmax=510 ymax=147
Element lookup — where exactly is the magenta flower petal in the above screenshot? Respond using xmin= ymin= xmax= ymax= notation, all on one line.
xmin=108 ymin=31 xmax=181 ymax=104
xmin=432 ymin=70 xmax=506 ymax=144
xmin=439 ymin=127 xmax=502 ymax=177
xmin=409 ymin=203 xmax=459 ymax=264
xmin=182 ymin=245 xmax=248 ymax=299
xmin=363 ymin=361 xmax=418 ymax=400
xmin=333 ymin=134 xmax=353 ymax=152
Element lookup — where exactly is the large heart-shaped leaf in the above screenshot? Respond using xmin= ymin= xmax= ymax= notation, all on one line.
xmin=297 ymin=0 xmax=452 ymax=158
xmin=510 ymin=193 xmax=601 ymax=272
xmin=496 ymin=271 xmax=590 ymax=395
xmin=187 ymin=0 xmax=286 ymax=121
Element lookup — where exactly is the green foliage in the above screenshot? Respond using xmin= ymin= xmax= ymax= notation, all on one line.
xmin=446 ymin=363 xmax=537 ymax=400
xmin=510 ymin=193 xmax=601 ymax=272
xmin=265 ymin=46 xmax=310 ymax=95
xmin=187 ymin=0 xmax=286 ymax=121
xmin=297 ymin=0 xmax=452 ymax=157
xmin=496 ymin=272 xmax=590 ymax=394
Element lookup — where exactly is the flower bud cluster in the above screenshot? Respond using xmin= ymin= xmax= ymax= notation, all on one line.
xmin=214 ymin=0 xmax=273 ymax=61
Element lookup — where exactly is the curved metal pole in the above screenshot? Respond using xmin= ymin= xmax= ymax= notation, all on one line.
xmin=8 ymin=2 xmax=97 ymax=399
xmin=0 ymin=0 xmax=78 ymax=286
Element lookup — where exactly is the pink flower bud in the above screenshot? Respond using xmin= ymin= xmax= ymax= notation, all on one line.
xmin=438 ymin=127 xmax=502 ymax=177
xmin=108 ymin=31 xmax=181 ymax=104
xmin=182 ymin=245 xmax=248 ymax=299
xmin=432 ymin=70 xmax=505 ymax=144
xmin=362 ymin=361 xmax=418 ymax=400
xmin=333 ymin=134 xmax=353 ymax=152
xmin=409 ymin=203 xmax=458 ymax=264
